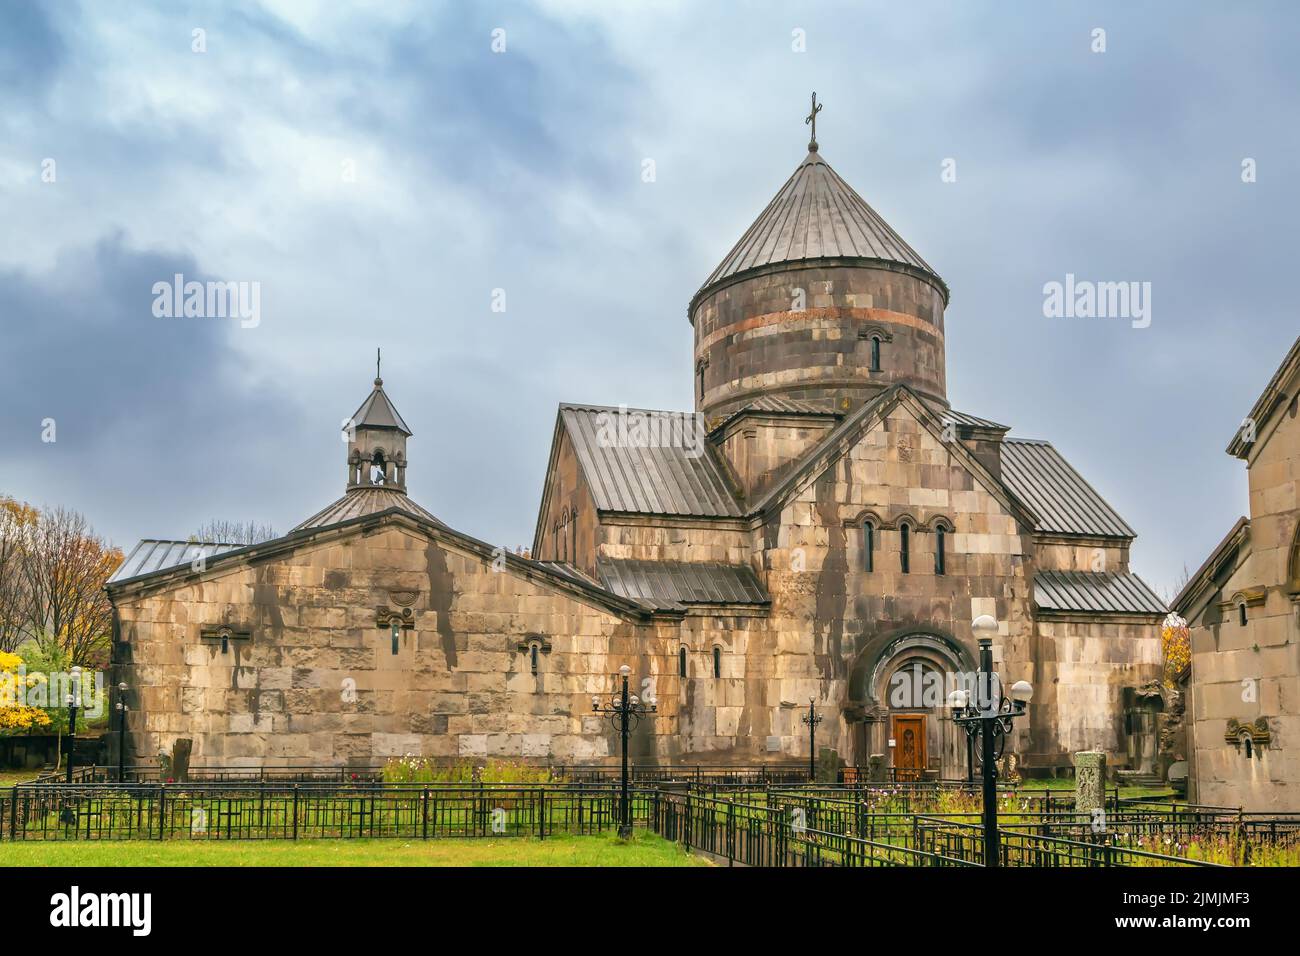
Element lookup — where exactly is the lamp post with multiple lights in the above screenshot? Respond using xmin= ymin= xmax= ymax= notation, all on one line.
xmin=115 ymin=681 xmax=129 ymax=782
xmin=63 ymin=665 xmax=83 ymax=784
xmin=800 ymin=699 xmax=823 ymax=782
xmin=592 ymin=664 xmax=656 ymax=838
xmin=948 ymin=615 xmax=1033 ymax=867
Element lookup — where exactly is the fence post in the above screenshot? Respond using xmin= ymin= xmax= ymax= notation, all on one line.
xmin=292 ymin=784 xmax=299 ymax=841
xmin=422 ymin=788 xmax=429 ymax=840
xmin=8 ymin=786 xmax=16 ymax=840
xmin=538 ymin=789 xmax=546 ymax=841
xmin=157 ymin=784 xmax=165 ymax=841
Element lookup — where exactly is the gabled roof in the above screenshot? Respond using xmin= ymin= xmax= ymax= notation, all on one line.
xmin=293 ymin=486 xmax=442 ymax=532
xmin=710 ymin=396 xmax=843 ymax=435
xmin=692 ymin=148 xmax=948 ymax=312
xmin=999 ymin=439 xmax=1135 ymax=538
xmin=1227 ymin=334 xmax=1300 ymax=459
xmin=924 ymin=401 xmax=1009 ymax=433
xmin=108 ymin=539 xmax=245 ymax=585
xmin=746 ymin=386 xmax=1034 ymax=528
xmin=108 ymin=508 xmax=655 ymax=622
xmin=557 ymin=404 xmax=743 ymax=518
xmin=348 ymin=378 xmax=412 ymax=436
xmin=596 ymin=557 xmax=768 ymax=611
xmin=1034 ymin=569 xmax=1166 ymax=616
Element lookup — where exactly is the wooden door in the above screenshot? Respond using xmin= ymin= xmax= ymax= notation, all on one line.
xmin=892 ymin=715 xmax=927 ymax=782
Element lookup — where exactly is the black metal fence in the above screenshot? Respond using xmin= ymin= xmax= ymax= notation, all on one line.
xmin=2 ymin=782 xmax=654 ymax=842
xmin=8 ymin=774 xmax=1297 ymax=867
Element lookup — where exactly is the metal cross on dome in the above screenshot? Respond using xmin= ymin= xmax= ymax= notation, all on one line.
xmin=805 ymin=92 xmax=823 ymax=151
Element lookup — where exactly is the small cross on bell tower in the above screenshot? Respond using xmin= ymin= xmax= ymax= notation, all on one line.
xmin=343 ymin=349 xmax=413 ymax=492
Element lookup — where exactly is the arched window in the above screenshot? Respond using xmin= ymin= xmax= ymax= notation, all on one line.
xmin=1239 ymin=603 xmax=1248 ymax=627
xmin=899 ymin=522 xmax=911 ymax=574
xmin=862 ymin=520 xmax=875 ymax=572
xmin=369 ymin=450 xmax=387 ymax=485
xmin=712 ymin=646 xmax=722 ymax=679
xmin=870 ymin=335 xmax=881 ymax=372
xmin=935 ymin=526 xmax=947 ymax=576
xmin=530 ymin=643 xmax=539 ymax=675
xmin=678 ymin=646 xmax=688 ymax=678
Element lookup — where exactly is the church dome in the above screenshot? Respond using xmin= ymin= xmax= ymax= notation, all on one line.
xmin=690 ymin=105 xmax=950 ymax=422
xmin=692 ymin=148 xmax=948 ymax=307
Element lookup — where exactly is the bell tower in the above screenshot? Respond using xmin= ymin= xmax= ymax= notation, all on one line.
xmin=344 ymin=350 xmax=413 ymax=493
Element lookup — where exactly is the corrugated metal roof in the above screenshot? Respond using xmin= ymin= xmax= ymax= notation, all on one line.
xmin=108 ymin=539 xmax=244 ymax=584
xmin=925 ymin=402 xmax=1009 ymax=432
xmin=597 ymin=557 xmax=768 ymax=611
xmin=560 ymin=404 xmax=743 ymax=517
xmin=347 ymin=379 xmax=412 ymax=435
xmin=695 ymin=149 xmax=947 ymax=305
xmin=533 ymin=561 xmax=602 ymax=588
xmin=737 ymin=396 xmax=841 ymax=417
xmin=293 ymin=487 xmax=442 ymax=531
xmin=1000 ymin=439 xmax=1135 ymax=538
xmin=1034 ymin=570 xmax=1167 ymax=615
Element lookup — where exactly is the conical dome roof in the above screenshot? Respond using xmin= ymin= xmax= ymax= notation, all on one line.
xmin=693 ymin=148 xmax=948 ymax=308
xmin=348 ymin=377 xmax=412 ymax=436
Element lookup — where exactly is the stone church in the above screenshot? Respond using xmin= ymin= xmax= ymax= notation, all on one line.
xmin=108 ymin=121 xmax=1167 ymax=778
xmin=1174 ymin=335 xmax=1300 ymax=810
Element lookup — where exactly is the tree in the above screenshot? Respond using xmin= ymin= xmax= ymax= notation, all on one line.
xmin=22 ymin=506 xmax=122 ymax=666
xmin=0 ymin=650 xmax=52 ymax=734
xmin=0 ymin=497 xmax=38 ymax=653
xmin=190 ymin=519 xmax=279 ymax=546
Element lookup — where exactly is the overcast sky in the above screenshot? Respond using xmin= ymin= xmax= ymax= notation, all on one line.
xmin=1 ymin=1 xmax=1296 ymax=598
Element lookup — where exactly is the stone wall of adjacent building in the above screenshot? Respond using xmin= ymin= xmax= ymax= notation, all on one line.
xmin=1186 ymin=400 xmax=1299 ymax=811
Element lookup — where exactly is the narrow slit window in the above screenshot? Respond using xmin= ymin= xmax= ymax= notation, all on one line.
xmin=862 ymin=521 xmax=875 ymax=572
xmin=900 ymin=523 xmax=911 ymax=574
xmin=530 ymin=643 xmax=539 ymax=675
xmin=935 ymin=526 xmax=947 ymax=576
xmin=1239 ymin=603 xmax=1248 ymax=626
xmin=712 ymin=646 xmax=722 ymax=679
xmin=870 ymin=336 xmax=881 ymax=371
xmin=678 ymin=647 xmax=687 ymax=678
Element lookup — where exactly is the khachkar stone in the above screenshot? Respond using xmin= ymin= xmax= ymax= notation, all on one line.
xmin=1074 ymin=750 xmax=1107 ymax=813
xmin=815 ymin=746 xmax=843 ymax=783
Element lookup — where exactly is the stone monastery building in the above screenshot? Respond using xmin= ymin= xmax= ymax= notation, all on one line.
xmin=108 ymin=121 xmax=1169 ymax=778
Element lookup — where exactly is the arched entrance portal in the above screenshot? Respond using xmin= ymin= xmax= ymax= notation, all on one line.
xmin=845 ymin=631 xmax=976 ymax=780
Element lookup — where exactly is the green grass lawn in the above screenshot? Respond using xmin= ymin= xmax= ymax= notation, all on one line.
xmin=0 ymin=832 xmax=709 ymax=867
xmin=0 ymin=768 xmax=43 ymax=789
xmin=1016 ymin=778 xmax=1175 ymax=801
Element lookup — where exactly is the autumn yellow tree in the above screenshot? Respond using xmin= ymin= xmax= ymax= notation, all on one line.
xmin=1161 ymin=612 xmax=1191 ymax=686
xmin=0 ymin=497 xmax=39 ymax=653
xmin=0 ymin=650 xmax=51 ymax=732
xmin=22 ymin=506 xmax=123 ymax=666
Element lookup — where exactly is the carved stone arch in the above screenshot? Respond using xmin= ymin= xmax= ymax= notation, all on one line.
xmin=926 ymin=515 xmax=955 ymax=533
xmin=856 ymin=324 xmax=895 ymax=343
xmin=845 ymin=628 xmax=975 ymax=714
xmin=893 ymin=512 xmax=919 ymax=532
xmin=844 ymin=509 xmax=884 ymax=529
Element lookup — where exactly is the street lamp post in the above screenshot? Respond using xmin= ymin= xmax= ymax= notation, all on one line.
xmin=800 ymin=699 xmax=823 ymax=782
xmin=592 ymin=664 xmax=656 ymax=838
xmin=950 ymin=616 xmax=1033 ymax=867
xmin=64 ymin=665 xmax=83 ymax=785
xmin=115 ymin=682 xmax=129 ymax=782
